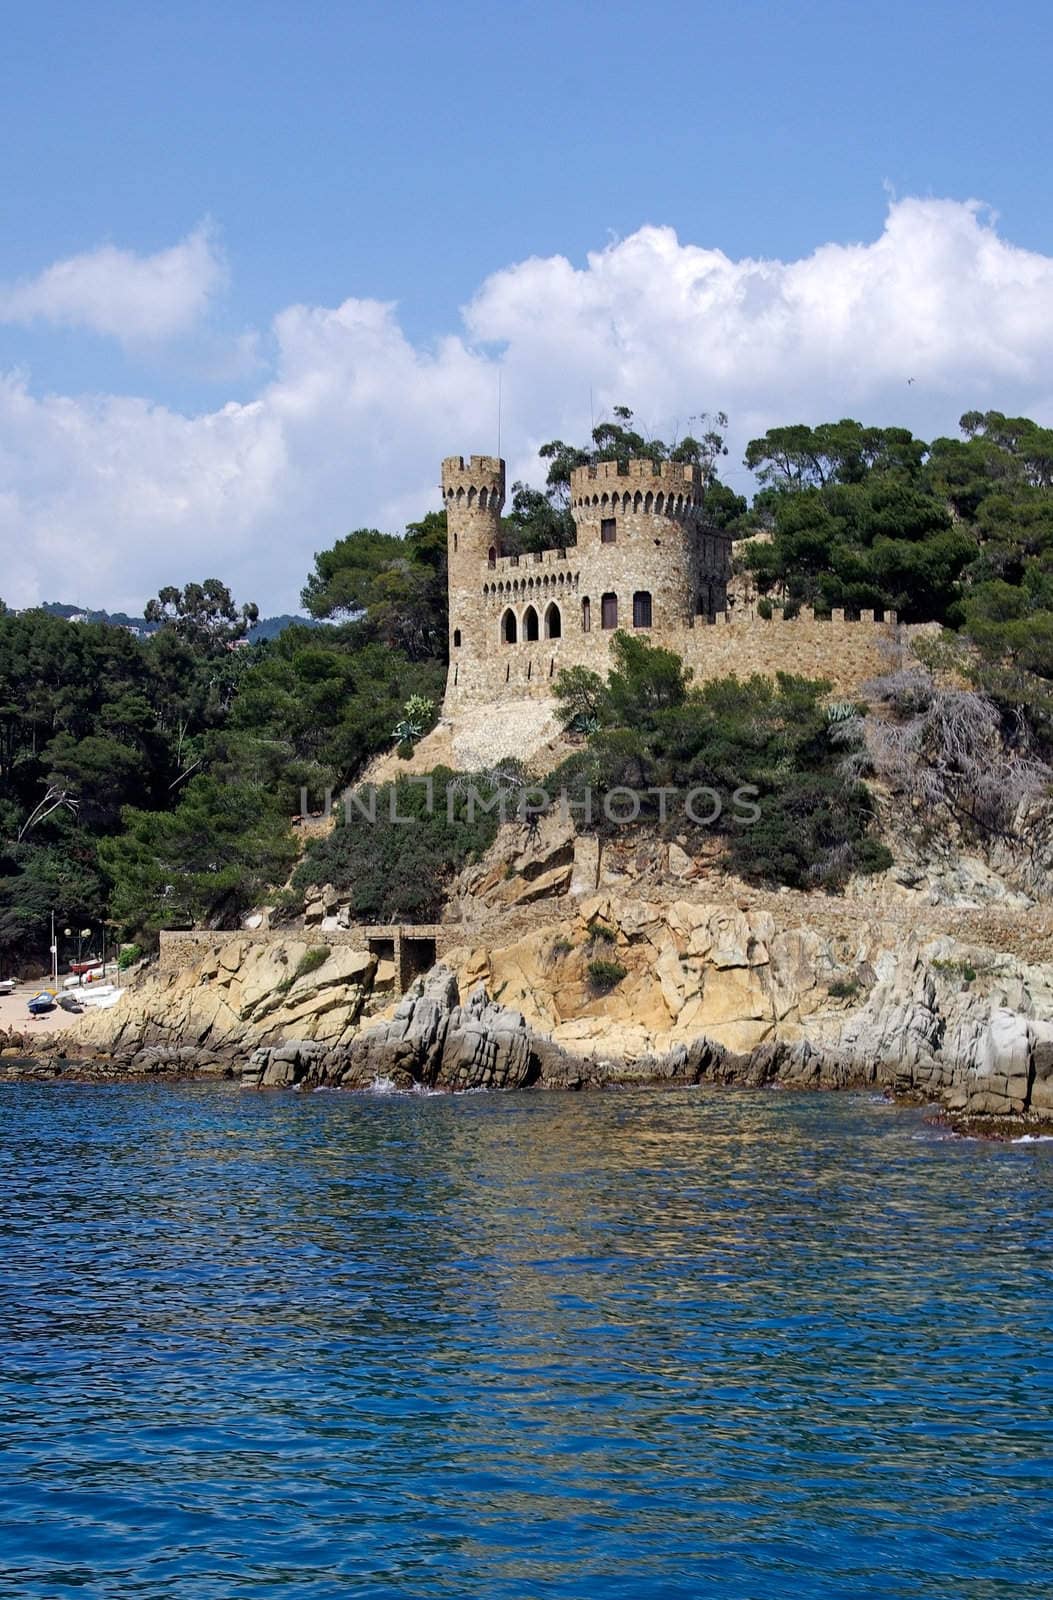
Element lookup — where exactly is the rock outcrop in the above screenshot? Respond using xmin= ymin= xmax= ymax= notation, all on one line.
xmin=60 ymin=938 xmax=391 ymax=1068
xmin=242 ymin=968 xmax=547 ymax=1092
xmin=32 ymin=891 xmax=1053 ymax=1127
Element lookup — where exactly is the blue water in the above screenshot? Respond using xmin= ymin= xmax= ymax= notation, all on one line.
xmin=1 ymin=1084 xmax=1051 ymax=1599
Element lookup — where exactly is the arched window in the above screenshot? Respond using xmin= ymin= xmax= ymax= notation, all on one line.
xmin=582 ymin=596 xmax=591 ymax=633
xmin=544 ymin=602 xmax=562 ymax=639
xmin=501 ymin=609 xmax=517 ymax=644
xmin=601 ymin=593 xmax=618 ymax=630
xmin=453 ymin=628 xmax=462 ymax=648
xmin=633 ymin=591 xmax=652 ymax=629
xmin=524 ymin=604 xmax=540 ymax=642
xmin=487 ymin=546 xmax=497 ymax=568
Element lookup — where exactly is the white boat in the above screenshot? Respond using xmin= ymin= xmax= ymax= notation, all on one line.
xmin=0 ymin=978 xmax=15 ymax=995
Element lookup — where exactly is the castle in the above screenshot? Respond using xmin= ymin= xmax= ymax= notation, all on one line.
xmin=441 ymin=452 xmax=907 ymax=709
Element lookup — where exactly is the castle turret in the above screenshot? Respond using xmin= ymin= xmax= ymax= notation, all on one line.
xmin=442 ymin=454 xmax=505 ymax=665
xmin=569 ymin=458 xmax=730 ymax=626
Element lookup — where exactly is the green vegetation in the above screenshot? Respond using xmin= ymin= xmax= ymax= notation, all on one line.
xmin=7 ymin=406 xmax=1053 ymax=968
xmin=932 ymin=957 xmax=983 ymax=984
xmin=828 ymin=977 xmax=862 ymax=1000
xmin=587 ymin=957 xmax=628 ymax=994
xmin=0 ymin=510 xmax=447 ymax=965
xmin=292 ymin=767 xmax=514 ymax=923
xmin=737 ymin=411 xmax=1053 ymax=747
xmin=551 ymin=632 xmax=891 ymax=889
xmin=117 ymin=943 xmax=144 ymax=970
xmin=276 ymin=945 xmax=331 ymax=994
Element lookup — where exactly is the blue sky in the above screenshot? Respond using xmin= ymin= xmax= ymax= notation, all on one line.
xmin=2 ymin=0 xmax=1053 ymax=610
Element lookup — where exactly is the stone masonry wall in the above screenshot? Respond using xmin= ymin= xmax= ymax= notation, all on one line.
xmin=160 ymin=925 xmax=451 ymax=990
xmin=446 ymin=608 xmax=916 ymax=706
xmin=441 ymin=451 xmax=905 ymax=712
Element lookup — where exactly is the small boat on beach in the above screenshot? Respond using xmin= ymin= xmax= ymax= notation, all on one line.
xmin=27 ymin=991 xmax=57 ymax=1015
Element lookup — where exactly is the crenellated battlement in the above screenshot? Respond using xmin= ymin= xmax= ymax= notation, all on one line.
xmin=570 ymin=456 xmax=702 ymax=506
xmin=487 ymin=547 xmax=572 ymax=575
xmin=442 ymin=454 xmax=506 ymax=510
xmin=440 ymin=444 xmax=909 ymax=715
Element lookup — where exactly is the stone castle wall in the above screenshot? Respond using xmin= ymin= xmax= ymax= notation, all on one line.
xmin=446 ymin=606 xmax=914 ymax=705
xmin=440 ymin=450 xmax=904 ymax=710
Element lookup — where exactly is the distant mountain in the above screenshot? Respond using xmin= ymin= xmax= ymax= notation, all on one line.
xmin=32 ymin=602 xmax=323 ymax=643
xmin=39 ymin=601 xmax=158 ymax=634
xmin=247 ymin=613 xmax=325 ymax=642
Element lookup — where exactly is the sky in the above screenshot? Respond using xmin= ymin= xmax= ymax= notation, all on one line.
xmin=2 ymin=0 xmax=1053 ymax=614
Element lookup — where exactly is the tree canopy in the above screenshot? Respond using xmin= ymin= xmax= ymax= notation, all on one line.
xmin=5 ymin=404 xmax=1053 ymax=969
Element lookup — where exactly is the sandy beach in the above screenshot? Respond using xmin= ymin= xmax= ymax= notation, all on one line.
xmin=0 ymin=985 xmax=74 ymax=1039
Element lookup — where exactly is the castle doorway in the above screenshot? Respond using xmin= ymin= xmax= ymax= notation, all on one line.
xmin=601 ymin=592 xmax=618 ymax=630
xmin=524 ymin=605 xmax=540 ymax=642
xmin=501 ymin=609 xmax=517 ymax=644
xmin=544 ymin=602 xmax=562 ymax=639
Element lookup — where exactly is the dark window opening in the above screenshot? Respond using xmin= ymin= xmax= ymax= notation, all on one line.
xmin=544 ymin=602 xmax=562 ymax=639
xmin=487 ymin=545 xmax=497 ymax=568
xmin=453 ymin=628 xmax=461 ymax=647
xmin=582 ymin=596 xmax=591 ymax=632
xmin=501 ymin=609 xmax=517 ymax=644
xmin=601 ymin=592 xmax=618 ymax=630
xmin=601 ymin=518 xmax=616 ymax=544
xmin=632 ymin=591 xmax=652 ymax=628
xmin=401 ymin=936 xmax=437 ymax=986
xmin=524 ymin=605 xmax=540 ymax=642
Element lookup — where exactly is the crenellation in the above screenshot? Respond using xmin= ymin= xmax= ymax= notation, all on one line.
xmin=440 ymin=448 xmax=907 ymax=711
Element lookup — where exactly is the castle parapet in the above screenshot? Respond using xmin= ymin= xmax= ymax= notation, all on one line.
xmin=442 ymin=454 xmax=505 ymax=510
xmin=570 ymin=456 xmax=702 ymax=499
xmin=703 ymin=605 xmax=899 ymax=627
xmin=489 ymin=547 xmax=570 ymax=574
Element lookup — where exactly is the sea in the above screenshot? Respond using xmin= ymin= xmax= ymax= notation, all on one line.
xmin=1 ymin=1081 xmax=1051 ymax=1599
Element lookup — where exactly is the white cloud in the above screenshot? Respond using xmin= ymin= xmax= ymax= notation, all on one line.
xmin=4 ymin=197 xmax=1053 ymax=615
xmin=0 ymin=225 xmax=225 ymax=345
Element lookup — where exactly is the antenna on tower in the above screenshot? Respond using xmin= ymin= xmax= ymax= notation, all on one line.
xmin=497 ymin=369 xmax=502 ymax=460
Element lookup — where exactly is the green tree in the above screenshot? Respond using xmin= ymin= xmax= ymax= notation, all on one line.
xmin=102 ymin=775 xmax=297 ymax=936
xmin=144 ymin=579 xmax=259 ymax=652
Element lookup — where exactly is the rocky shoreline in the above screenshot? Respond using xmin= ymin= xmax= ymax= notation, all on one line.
xmin=5 ymin=961 xmax=1053 ymax=1139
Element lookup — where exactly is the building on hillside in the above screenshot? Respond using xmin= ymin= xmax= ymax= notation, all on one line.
xmin=440 ymin=451 xmax=907 ymax=709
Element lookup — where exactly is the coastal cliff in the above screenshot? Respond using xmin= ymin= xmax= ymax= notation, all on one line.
xmin=13 ymin=882 xmax=1053 ymax=1128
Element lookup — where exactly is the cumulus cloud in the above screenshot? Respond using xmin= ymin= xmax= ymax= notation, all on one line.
xmin=0 ymin=224 xmax=225 ymax=345
xmin=4 ymin=197 xmax=1053 ymax=615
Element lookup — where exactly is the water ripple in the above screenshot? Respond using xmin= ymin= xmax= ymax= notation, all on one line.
xmin=1 ymin=1083 xmax=1051 ymax=1598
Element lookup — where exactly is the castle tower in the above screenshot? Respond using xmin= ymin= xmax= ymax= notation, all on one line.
xmin=442 ymin=454 xmax=505 ymax=673
xmin=569 ymin=458 xmax=731 ymax=630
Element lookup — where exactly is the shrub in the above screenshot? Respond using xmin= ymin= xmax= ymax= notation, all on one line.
xmin=293 ymin=766 xmax=509 ymax=923
xmin=828 ymin=976 xmax=860 ymax=999
xmin=117 ymin=943 xmax=144 ymax=970
xmin=932 ymin=958 xmax=979 ymax=984
xmin=549 ymin=937 xmax=574 ymax=960
xmin=276 ymin=945 xmax=331 ymax=994
xmin=586 ymin=917 xmax=616 ymax=944
xmin=587 ymin=957 xmax=627 ymax=994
